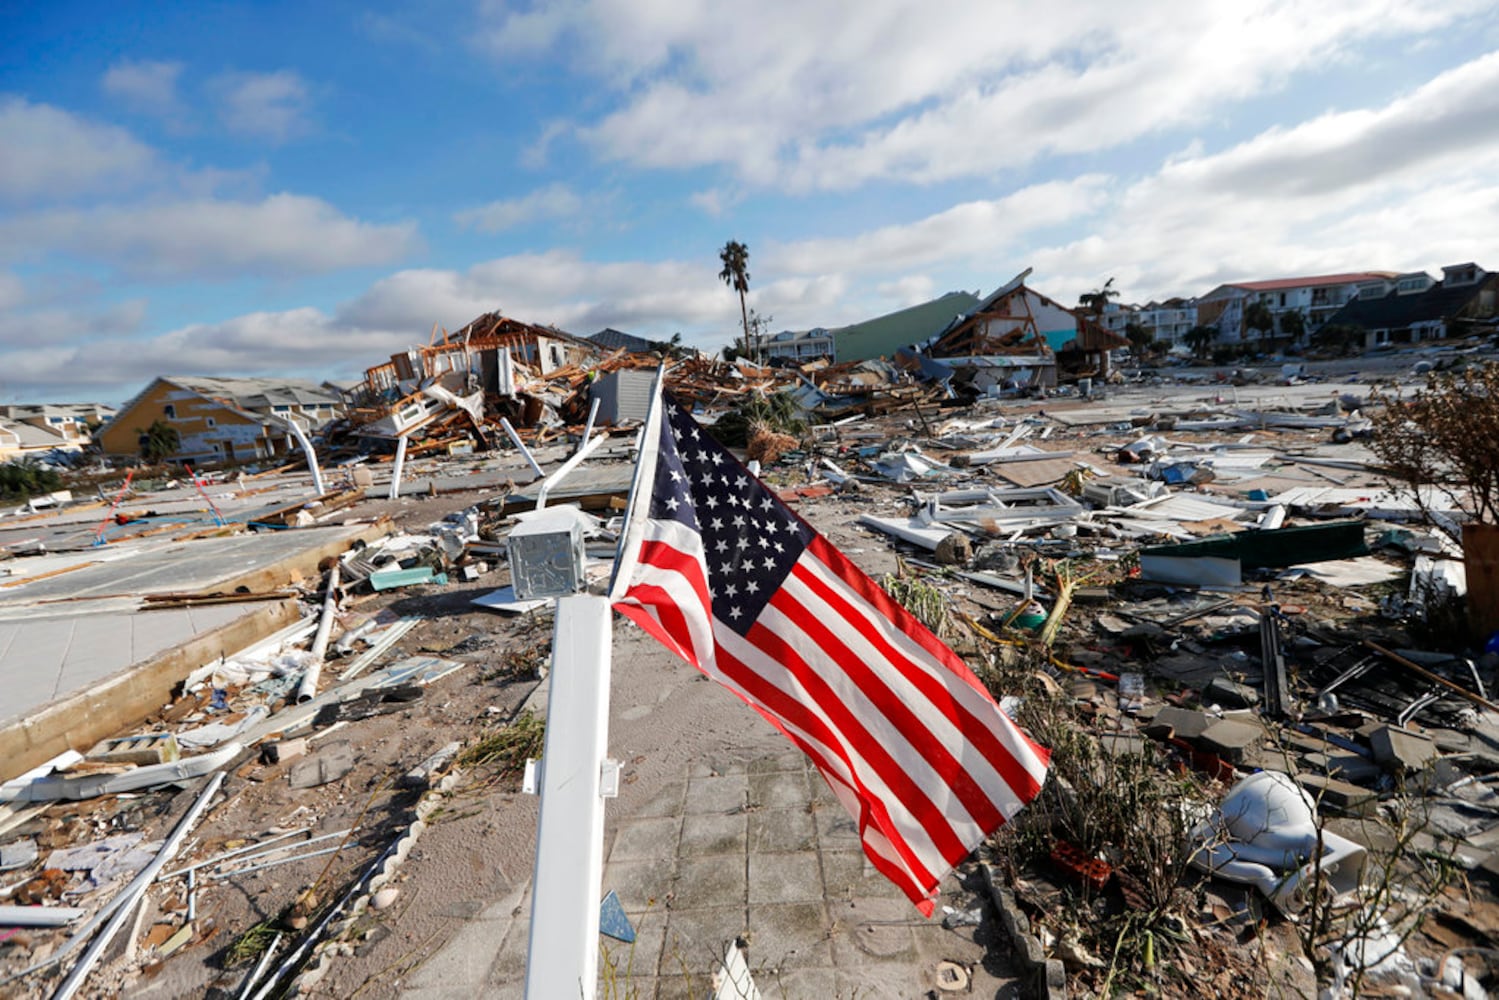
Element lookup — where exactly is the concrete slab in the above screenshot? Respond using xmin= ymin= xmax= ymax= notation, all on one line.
xmin=0 ymin=521 xmax=383 ymax=780
xmin=0 ymin=523 xmax=378 ymax=605
xmin=413 ymin=748 xmax=1022 ymax=997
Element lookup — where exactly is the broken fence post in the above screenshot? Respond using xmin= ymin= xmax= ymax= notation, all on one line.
xmin=388 ymin=435 xmax=409 ymax=500
xmin=499 ymin=417 xmax=546 ymax=480
xmin=279 ymin=415 xmax=327 ymax=497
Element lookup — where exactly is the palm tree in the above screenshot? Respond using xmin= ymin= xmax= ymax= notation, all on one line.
xmin=1184 ymin=324 xmax=1216 ymax=359
xmin=1124 ymin=321 xmax=1153 ymax=357
xmin=1279 ymin=309 xmax=1307 ymax=348
xmin=1244 ymin=301 xmax=1276 ymax=345
xmin=1077 ymin=277 xmax=1119 ymax=318
xmin=139 ymin=419 xmax=180 ymax=464
xmin=718 ymin=240 xmax=751 ymax=360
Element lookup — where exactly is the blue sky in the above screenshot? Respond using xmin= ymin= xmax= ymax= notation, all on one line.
xmin=3 ymin=0 xmax=1498 ymax=404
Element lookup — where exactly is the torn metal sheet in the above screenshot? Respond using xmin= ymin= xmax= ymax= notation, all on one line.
xmin=1411 ymin=554 xmax=1467 ymax=601
xmin=367 ymin=656 xmax=469 ymax=689
xmin=1281 ymin=557 xmax=1403 ymax=588
xmin=858 ymin=515 xmax=952 ymax=551
xmin=1113 ymin=493 xmax=1252 ymax=524
xmin=1138 ymin=554 xmax=1242 ymax=587
xmin=472 ymin=585 xmax=552 ymax=614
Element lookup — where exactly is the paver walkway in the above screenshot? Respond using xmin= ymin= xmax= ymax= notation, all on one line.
xmin=407 ymin=748 xmax=1017 ymax=998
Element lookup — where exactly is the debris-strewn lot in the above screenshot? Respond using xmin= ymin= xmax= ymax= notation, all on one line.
xmin=4 ymin=358 xmax=1499 ymax=998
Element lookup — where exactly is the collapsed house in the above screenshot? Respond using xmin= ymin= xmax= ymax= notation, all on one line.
xmin=97 ymin=377 xmax=346 ymax=466
xmin=900 ymin=269 xmax=1128 ymax=396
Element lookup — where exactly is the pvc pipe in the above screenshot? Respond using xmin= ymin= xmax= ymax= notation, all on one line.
xmin=235 ymin=932 xmax=282 ymax=1000
xmin=499 ymin=417 xmax=545 ymax=479
xmin=296 ymin=564 xmax=340 ymax=704
xmin=388 ymin=436 xmax=408 ymax=500
xmin=279 ymin=417 xmax=326 ymax=496
xmin=0 ymin=905 xmax=84 ymax=927
xmin=50 ymin=772 xmax=225 ymax=1000
xmin=536 ymin=431 xmax=609 ymax=511
xmin=525 ymin=595 xmax=612 ymax=999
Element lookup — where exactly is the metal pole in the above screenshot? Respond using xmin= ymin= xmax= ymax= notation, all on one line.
xmin=279 ymin=417 xmax=326 ymax=496
xmin=499 ymin=417 xmax=546 ymax=479
xmin=524 ymin=594 xmax=612 ymax=1000
xmin=388 ymin=436 xmax=408 ymax=500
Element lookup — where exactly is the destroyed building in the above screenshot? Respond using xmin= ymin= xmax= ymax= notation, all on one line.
xmin=97 ymin=376 xmax=346 ymax=466
xmin=902 ymin=269 xmax=1127 ymax=394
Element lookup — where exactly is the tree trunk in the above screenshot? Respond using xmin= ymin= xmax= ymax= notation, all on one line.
xmin=1464 ymin=523 xmax=1499 ymax=640
xmin=738 ymin=290 xmax=751 ymax=363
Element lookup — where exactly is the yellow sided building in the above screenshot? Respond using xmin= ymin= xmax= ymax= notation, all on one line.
xmin=96 ymin=376 xmax=345 ymax=466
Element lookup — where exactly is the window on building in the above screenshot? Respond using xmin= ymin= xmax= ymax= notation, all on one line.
xmin=163 ymin=404 xmax=176 ymax=419
xmin=206 ymin=417 xmax=216 ymax=428
xmin=273 ymin=404 xmax=291 ymax=413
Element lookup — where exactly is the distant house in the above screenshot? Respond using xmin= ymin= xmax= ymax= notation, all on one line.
xmin=96 ymin=376 xmax=345 ymax=465
xmin=910 ymin=270 xmax=1127 ymax=391
xmin=0 ymin=403 xmax=114 ymax=460
xmin=1324 ymin=262 xmax=1499 ymax=350
xmin=588 ymin=328 xmax=661 ymax=354
xmin=0 ymin=417 xmax=76 ymax=462
xmin=832 ymin=291 xmax=983 ymax=363
xmin=1197 ymin=272 xmax=1396 ymax=345
xmin=760 ymin=328 xmax=835 ymax=363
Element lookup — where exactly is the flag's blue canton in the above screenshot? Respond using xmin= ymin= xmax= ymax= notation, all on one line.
xmin=648 ymin=398 xmax=813 ymax=636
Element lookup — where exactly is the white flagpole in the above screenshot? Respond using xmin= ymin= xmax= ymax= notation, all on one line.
xmin=606 ymin=363 xmax=667 ymax=601
xmin=522 ymin=366 xmax=666 ymax=998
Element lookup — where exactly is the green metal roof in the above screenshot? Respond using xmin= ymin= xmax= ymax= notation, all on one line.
xmin=832 ymin=291 xmax=981 ymax=362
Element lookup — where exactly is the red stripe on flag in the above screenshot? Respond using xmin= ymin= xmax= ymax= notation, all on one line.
xmin=711 ymin=642 xmax=941 ymax=900
xmin=790 ymin=554 xmax=1047 ymax=806
xmin=741 ymin=617 xmax=970 ymax=867
xmin=767 ymin=581 xmax=1005 ymax=841
xmin=806 ymin=535 xmax=996 ymax=698
xmin=618 ymin=540 xmax=712 ymax=666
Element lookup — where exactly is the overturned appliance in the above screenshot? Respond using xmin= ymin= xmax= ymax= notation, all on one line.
xmin=1189 ymin=771 xmax=1366 ymax=914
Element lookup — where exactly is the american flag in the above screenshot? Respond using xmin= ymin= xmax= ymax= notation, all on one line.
xmin=611 ymin=389 xmax=1049 ymax=914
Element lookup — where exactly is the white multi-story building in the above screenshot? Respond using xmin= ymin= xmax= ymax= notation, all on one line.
xmin=1197 ymin=272 xmax=1397 ymax=345
xmin=1097 ymin=300 xmax=1197 ymax=347
xmin=760 ymin=328 xmax=835 ymax=362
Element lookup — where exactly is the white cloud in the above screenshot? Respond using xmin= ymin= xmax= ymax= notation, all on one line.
xmin=1035 ymin=51 xmax=1499 ymax=303
xmin=102 ymin=60 xmax=185 ymax=118
xmin=1 ymin=194 xmax=420 ymax=279
xmin=478 ymin=0 xmax=1498 ymax=191
xmin=340 ymin=251 xmax=733 ymax=335
xmin=771 ymin=177 xmax=1111 ymax=275
xmin=877 ymin=275 xmax=937 ymax=307
xmin=0 ymin=97 xmax=158 ymax=201
xmin=212 ymin=70 xmax=313 ymax=142
xmin=454 ymin=183 xmax=584 ymax=232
